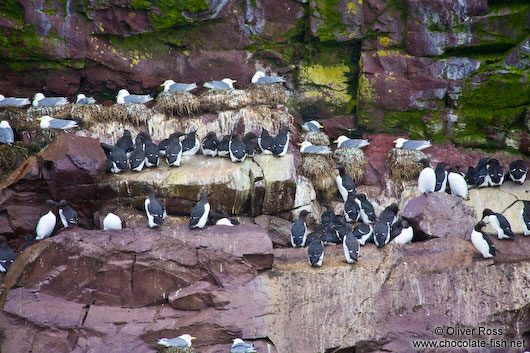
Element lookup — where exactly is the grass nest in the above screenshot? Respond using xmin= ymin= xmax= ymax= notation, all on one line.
xmin=333 ymin=148 xmax=366 ymax=184
xmin=0 ymin=143 xmax=30 ymax=180
xmin=301 ymin=154 xmax=336 ymax=202
xmin=158 ymin=347 xmax=196 ymax=353
xmin=387 ymin=148 xmax=427 ymax=181
xmin=199 ymin=84 xmax=286 ymax=113
xmin=95 ymin=104 xmax=152 ymax=126
xmin=247 ymin=83 xmax=287 ymax=105
xmin=154 ymin=92 xmax=200 ymax=117
xmin=301 ymin=131 xmax=330 ymax=146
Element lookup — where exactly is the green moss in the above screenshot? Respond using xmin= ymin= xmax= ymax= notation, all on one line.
xmin=424 ymin=111 xmax=449 ymax=142
xmin=133 ymin=0 xmax=210 ymax=30
xmin=0 ymin=0 xmax=25 ymax=23
xmin=312 ymin=0 xmax=362 ymax=41
xmin=383 ymin=111 xmax=427 ymax=138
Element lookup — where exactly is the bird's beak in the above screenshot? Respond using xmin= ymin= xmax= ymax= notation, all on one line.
xmin=392 ymin=139 xmax=396 ymax=143
xmin=297 ymin=143 xmax=302 ymax=146
xmin=160 ymin=84 xmax=164 ymax=87
xmin=37 ymin=117 xmax=42 ymax=121
xmin=333 ymin=139 xmax=338 ymax=143
xmin=191 ymin=337 xmax=197 ymax=340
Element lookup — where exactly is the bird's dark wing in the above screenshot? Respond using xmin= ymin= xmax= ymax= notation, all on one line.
xmin=482 ymin=232 xmax=496 ymax=256
xmin=496 ymin=214 xmax=514 ymax=237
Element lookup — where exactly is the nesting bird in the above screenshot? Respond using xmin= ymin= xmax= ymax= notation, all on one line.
xmin=251 ymin=71 xmax=285 ymax=84
xmin=39 ymin=115 xmax=78 ymax=129
xmin=299 ymin=141 xmax=331 ymax=154
xmin=116 ymin=89 xmax=153 ymax=104
xmin=57 ymin=200 xmax=78 ymax=228
xmin=230 ymin=338 xmax=257 ymax=353
xmin=161 ymin=80 xmax=197 ymax=92
xmin=0 ymin=236 xmax=15 ymax=273
xmin=204 ymin=78 xmax=236 ymax=90
xmin=393 ymin=138 xmax=432 ymax=150
xmin=189 ymin=192 xmax=210 ymax=229
xmin=470 ymin=221 xmax=496 ymax=259
xmin=334 ymin=136 xmax=370 ymax=149
xmin=482 ymin=208 xmax=514 ymax=240
xmin=509 ymin=160 xmax=527 ymax=184
xmin=0 ymin=120 xmax=14 ymax=145
xmin=0 ymin=95 xmax=30 ymax=107
xmin=291 ymin=210 xmax=309 ymax=247
xmin=32 ymin=93 xmax=69 ymax=107
xmin=302 ymin=120 xmax=324 ymax=132
xmin=143 ymin=185 xmax=166 ymax=228
xmin=75 ymin=94 xmax=96 ymax=104
xmin=35 ymin=200 xmax=57 ymax=240
xmin=157 ymin=334 xmax=196 ymax=348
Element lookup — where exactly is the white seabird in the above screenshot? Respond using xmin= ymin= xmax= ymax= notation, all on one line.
xmin=447 ymin=167 xmax=469 ymax=199
xmin=32 ymin=93 xmax=69 ymax=107
xmin=38 ymin=115 xmax=78 ymax=129
xmin=298 ymin=140 xmax=331 ymax=154
xmin=393 ymin=137 xmax=432 ymax=150
xmin=116 ymin=89 xmax=153 ymax=104
xmin=231 ymin=338 xmax=257 ymax=353
xmin=204 ymin=78 xmax=236 ymax=90
xmin=103 ymin=212 xmax=123 ymax=231
xmin=0 ymin=94 xmax=30 ymax=107
xmin=251 ymin=71 xmax=285 ymax=84
xmin=157 ymin=334 xmax=196 ymax=347
xmin=302 ymin=120 xmax=324 ymax=132
xmin=75 ymin=94 xmax=96 ymax=104
xmin=470 ymin=221 xmax=496 ymax=258
xmin=0 ymin=120 xmax=14 ymax=145
xmin=160 ymin=80 xmax=197 ymax=92
xmin=334 ymin=135 xmax=370 ymax=148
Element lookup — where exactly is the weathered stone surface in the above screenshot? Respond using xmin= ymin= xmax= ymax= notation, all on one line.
xmin=309 ymin=0 xmax=364 ymax=42
xmin=254 ymin=154 xmax=296 ymax=214
xmin=402 ymin=192 xmax=475 ymax=239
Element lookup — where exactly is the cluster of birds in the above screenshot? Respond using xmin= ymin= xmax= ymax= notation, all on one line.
xmin=101 ymin=126 xmax=290 ymax=174
xmin=289 ymin=164 xmax=414 ymax=267
xmin=417 ymin=157 xmax=529 ymax=200
xmin=158 ymin=335 xmax=257 ymax=352
xmin=0 ymin=71 xmax=284 ymax=110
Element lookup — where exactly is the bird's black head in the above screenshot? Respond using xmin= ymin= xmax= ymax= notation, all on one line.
xmin=356 ymin=193 xmax=367 ymax=201
xmin=523 ymin=200 xmax=530 ymax=208
xmin=169 ymin=131 xmax=185 ymax=140
xmin=280 ymin=126 xmax=289 ymax=134
xmin=142 ymin=185 xmax=155 ymax=194
xmin=123 ymin=130 xmax=131 ymax=137
xmin=487 ymin=158 xmax=500 ymax=166
xmin=482 ymin=208 xmax=494 ymax=218
xmin=344 ymin=223 xmax=353 ymax=233
xmin=200 ymin=192 xmax=209 ymax=200
xmin=45 ymin=199 xmax=57 ymax=207
xmin=221 ymin=134 xmax=231 ymax=142
xmin=436 ymin=161 xmax=448 ymax=169
xmin=336 ymin=164 xmax=345 ymax=173
xmin=244 ymin=132 xmax=258 ymax=140
xmin=475 ymin=221 xmax=486 ymax=231
xmin=0 ymin=236 xmax=7 ymax=246
xmin=387 ymin=203 xmax=399 ymax=213
xmin=401 ymin=219 xmax=409 ymax=228
xmin=299 ymin=210 xmax=310 ymax=219
xmin=418 ymin=158 xmax=431 ymax=168
xmin=261 ymin=128 xmax=269 ymax=136
xmin=57 ymin=200 xmax=68 ymax=208
xmin=206 ymin=131 xmax=217 ymax=138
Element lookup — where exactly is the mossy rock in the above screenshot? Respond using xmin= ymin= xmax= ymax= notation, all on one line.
xmin=382 ymin=111 xmax=428 ymax=139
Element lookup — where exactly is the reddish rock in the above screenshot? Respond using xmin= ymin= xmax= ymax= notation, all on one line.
xmin=401 ymin=192 xmax=475 ymax=239
xmin=246 ymin=0 xmax=305 ymax=41
xmin=320 ymin=115 xmax=355 ymax=139
xmin=361 ymin=134 xmax=396 ymax=187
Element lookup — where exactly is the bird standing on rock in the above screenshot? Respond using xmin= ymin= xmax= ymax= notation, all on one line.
xmin=229 ymin=133 xmax=247 ymax=162
xmin=354 ymin=223 xmax=373 ymax=245
xmin=336 ymin=164 xmax=356 ymax=202
xmin=258 ymin=128 xmax=273 ymax=155
xmin=379 ymin=203 xmax=399 ymax=226
xmin=482 ymin=208 xmax=514 ymax=240
xmin=272 ymin=127 xmax=289 ymax=157
xmin=35 ymin=200 xmax=58 ymax=240
xmin=143 ymin=185 xmax=166 ymax=228
xmin=509 ymin=160 xmax=527 ymax=184
xmin=373 ymin=220 xmax=391 ymax=248
xmin=243 ymin=132 xmax=258 ymax=158
xmin=57 ymin=200 xmax=78 ymax=228
xmin=0 ymin=236 xmax=15 ymax=273
xmin=417 ymin=159 xmax=435 ymax=195
xmin=355 ymin=194 xmax=377 ymax=224
xmin=390 ymin=220 xmax=414 ymax=244
xmin=144 ymin=140 xmax=160 ymax=168
xmin=166 ymin=134 xmax=183 ymax=167
xmin=129 ymin=139 xmax=146 ymax=172
xmin=291 ymin=210 xmax=310 ymax=247
xmin=487 ymin=159 xmax=504 ymax=187
xmin=447 ymin=167 xmax=469 ymax=200
xmin=189 ymin=192 xmax=210 ymax=229
xmin=344 ymin=193 xmax=360 ymax=223
xmin=308 ymin=239 xmax=324 ymax=267
xmin=115 ymin=130 xmax=135 ymax=157
xmin=521 ymin=200 xmax=530 ymax=236
xmin=434 ymin=162 xmax=448 ymax=192
xmin=343 ymin=224 xmax=360 ymax=264
xmin=201 ymin=131 xmax=219 ymax=157
xmin=103 ymin=211 xmax=123 ymax=231
xmin=181 ymin=130 xmax=200 ymax=156
xmin=470 ymin=221 xmax=496 ymax=259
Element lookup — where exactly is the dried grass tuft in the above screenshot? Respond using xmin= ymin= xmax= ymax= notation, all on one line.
xmin=154 ymin=92 xmax=200 ymax=117
xmin=301 ymin=131 xmax=330 ymax=146
xmin=301 ymin=155 xmax=336 ymax=202
xmin=387 ymin=148 xmax=427 ymax=181
xmin=0 ymin=143 xmax=30 ymax=179
xmin=333 ymin=148 xmax=366 ymax=184
xmin=199 ymin=84 xmax=286 ymax=112
xmin=97 ymin=104 xmax=152 ymax=126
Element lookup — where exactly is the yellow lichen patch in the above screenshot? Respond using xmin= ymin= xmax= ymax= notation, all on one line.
xmin=379 ymin=36 xmax=392 ymax=47
xmin=358 ymin=74 xmax=378 ymax=104
xmin=300 ymin=64 xmax=352 ymax=105
xmin=347 ymin=1 xmax=359 ymax=15
xmin=98 ymin=22 xmax=104 ymax=32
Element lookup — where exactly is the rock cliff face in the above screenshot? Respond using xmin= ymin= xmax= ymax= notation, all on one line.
xmin=0 ymin=0 xmax=528 ymax=149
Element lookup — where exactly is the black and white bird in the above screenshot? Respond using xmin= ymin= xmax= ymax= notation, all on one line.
xmin=135 ymin=131 xmax=151 ymax=150
xmin=470 ymin=221 xmax=496 ymax=259
xmin=158 ymin=132 xmax=182 ymax=157
xmin=189 ymin=192 xmax=210 ymax=229
xmin=0 ymin=236 xmax=15 ymax=273
xmin=434 ymin=162 xmax=448 ymax=192
xmin=302 ymin=120 xmax=324 ymax=132
xmin=487 ymin=159 xmax=504 ymax=187
xmin=181 ymin=131 xmax=200 ymax=156
xmin=217 ymin=134 xmax=231 ymax=157
xmin=417 ymin=159 xmax=436 ymax=195
xmin=336 ymin=164 xmax=356 ymax=202
xmin=143 ymin=185 xmax=166 ymax=228
xmin=157 ymin=334 xmax=196 ymax=348
xmin=355 ymin=194 xmax=377 ymax=224
xmin=229 ymin=134 xmax=247 ymax=163
xmin=291 ymin=210 xmax=310 ymax=247
xmin=35 ymin=200 xmax=57 ymax=240
xmin=299 ymin=141 xmax=332 ymax=154
xmin=75 ymin=94 xmax=96 ymax=104
xmin=166 ymin=136 xmax=183 ymax=167
xmin=251 ymin=71 xmax=285 ymax=84
xmin=393 ymin=138 xmax=431 ymax=150
xmin=482 ymin=208 xmax=514 ymax=240
xmin=307 ymin=239 xmax=324 ymax=267
xmin=258 ymin=128 xmax=274 ymax=155
xmin=0 ymin=120 xmax=14 ymax=145
xmin=39 ymin=115 xmax=78 ymax=129
xmin=509 ymin=160 xmax=527 ymax=184
xmin=201 ymin=131 xmax=219 ymax=157
xmin=115 ymin=130 xmax=135 ymax=157
xmin=230 ymin=338 xmax=257 ymax=353
xmin=521 ymin=200 xmax=530 ymax=236
xmin=353 ymin=223 xmax=373 ymax=245
xmin=116 ymin=89 xmax=153 ymax=104
xmin=19 ymin=234 xmax=36 ymax=251
xmin=334 ymin=136 xmax=370 ymax=149
xmin=101 ymin=143 xmax=128 ymax=173
xmin=320 ymin=204 xmax=335 ymax=225
xmin=447 ymin=167 xmax=469 ymax=199
xmin=129 ymin=139 xmax=146 ymax=172
xmin=144 ymin=140 xmax=160 ymax=168
xmin=57 ymin=200 xmax=78 ymax=228
xmin=243 ymin=132 xmax=258 ymax=158
xmin=379 ymin=203 xmax=398 ymax=226
xmin=215 ymin=217 xmax=240 ymax=226
xmin=390 ymin=220 xmax=414 ymax=244
xmin=32 ymin=93 xmax=69 ymax=107
xmin=160 ymin=80 xmax=197 ymax=92
xmin=103 ymin=212 xmax=123 ymax=231
xmin=475 ymin=157 xmax=490 ymax=188
xmin=344 ymin=193 xmax=360 ymax=223
xmin=272 ymin=127 xmax=289 ymax=157
xmin=343 ymin=224 xmax=360 ymax=264
xmin=465 ymin=166 xmax=477 ymax=187
xmin=373 ymin=220 xmax=391 ymax=248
